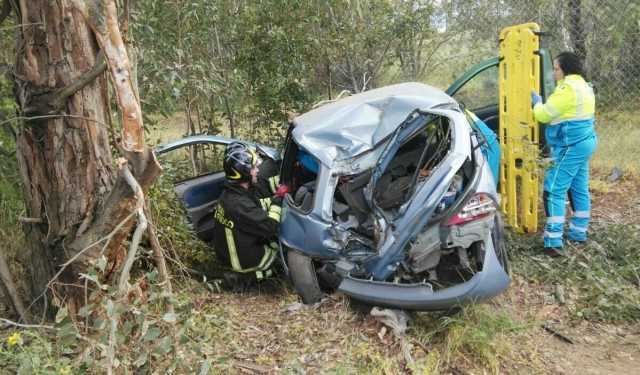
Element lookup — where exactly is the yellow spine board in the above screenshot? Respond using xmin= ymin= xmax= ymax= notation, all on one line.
xmin=498 ymin=23 xmax=541 ymax=233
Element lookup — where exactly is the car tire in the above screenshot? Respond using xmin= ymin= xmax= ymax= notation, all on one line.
xmin=492 ymin=213 xmax=509 ymax=274
xmin=287 ymin=250 xmax=324 ymax=304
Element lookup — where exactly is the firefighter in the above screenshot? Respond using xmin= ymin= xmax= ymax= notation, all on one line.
xmin=531 ymin=51 xmax=597 ymax=256
xmin=212 ymin=142 xmax=282 ymax=284
xmin=255 ymin=156 xmax=281 ymax=199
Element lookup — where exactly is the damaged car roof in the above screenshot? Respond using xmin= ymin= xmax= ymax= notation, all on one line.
xmin=292 ymin=82 xmax=457 ymax=166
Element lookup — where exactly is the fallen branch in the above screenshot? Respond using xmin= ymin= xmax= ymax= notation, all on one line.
xmin=542 ymin=323 xmax=575 ymax=344
xmin=144 ymin=204 xmax=174 ymax=314
xmin=117 ymin=159 xmax=146 ymax=295
xmin=18 ymin=216 xmax=43 ymax=223
xmin=0 ymin=251 xmax=29 ymax=321
xmin=0 ymin=317 xmax=54 ymax=330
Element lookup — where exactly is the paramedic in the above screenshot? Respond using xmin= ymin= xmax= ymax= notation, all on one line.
xmin=531 ymin=51 xmax=596 ymax=256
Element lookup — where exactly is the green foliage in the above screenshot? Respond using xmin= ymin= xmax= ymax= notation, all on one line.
xmin=132 ymin=0 xmax=462 ymax=142
xmin=0 ymin=330 xmax=74 ymax=375
xmin=510 ymin=223 xmax=640 ymax=323
xmin=147 ymin=164 xmax=214 ymax=273
xmin=0 ymin=266 xmax=209 ymax=374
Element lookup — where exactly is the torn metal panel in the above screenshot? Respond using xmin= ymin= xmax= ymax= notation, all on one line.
xmin=292 ymin=82 xmax=456 ymax=167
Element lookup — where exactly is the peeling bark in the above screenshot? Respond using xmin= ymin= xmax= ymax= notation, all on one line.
xmin=15 ymin=0 xmax=114 ymax=314
xmin=72 ymin=0 xmax=144 ymax=152
xmin=14 ymin=0 xmax=161 ymax=317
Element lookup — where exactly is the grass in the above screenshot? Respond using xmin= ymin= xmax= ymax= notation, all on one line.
xmin=592 ymin=106 xmax=640 ymax=174
xmin=409 ymin=305 xmax=528 ymax=373
xmin=509 ymin=222 xmax=640 ymax=323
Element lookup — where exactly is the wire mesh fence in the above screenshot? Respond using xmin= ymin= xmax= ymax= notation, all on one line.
xmin=420 ymin=0 xmax=639 ymax=113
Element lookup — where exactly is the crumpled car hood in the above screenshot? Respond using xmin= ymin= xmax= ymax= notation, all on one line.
xmin=292 ymin=82 xmax=456 ymax=167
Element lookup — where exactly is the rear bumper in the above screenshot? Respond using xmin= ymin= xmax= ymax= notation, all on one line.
xmin=337 ymin=235 xmax=510 ymax=310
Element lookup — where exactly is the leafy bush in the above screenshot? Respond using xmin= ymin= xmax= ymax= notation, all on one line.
xmin=147 ymin=164 xmax=217 ymax=276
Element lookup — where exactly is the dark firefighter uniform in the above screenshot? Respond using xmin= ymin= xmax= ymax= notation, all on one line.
xmin=255 ymin=157 xmax=281 ymax=199
xmin=213 ymin=182 xmax=282 ymax=280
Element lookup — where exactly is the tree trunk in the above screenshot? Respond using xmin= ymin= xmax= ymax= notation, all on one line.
xmin=568 ymin=0 xmax=586 ymax=63
xmin=14 ymin=1 xmax=114 ymax=314
xmin=13 ymin=0 xmax=161 ymax=316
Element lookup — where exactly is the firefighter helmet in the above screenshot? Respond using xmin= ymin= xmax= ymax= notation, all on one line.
xmin=224 ymin=142 xmax=257 ymax=183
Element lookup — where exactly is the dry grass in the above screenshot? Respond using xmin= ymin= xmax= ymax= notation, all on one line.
xmin=592 ymin=107 xmax=640 ymax=175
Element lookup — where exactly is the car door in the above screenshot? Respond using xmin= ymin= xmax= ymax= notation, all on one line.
xmin=155 ymin=135 xmax=279 ymax=244
xmin=445 ymin=50 xmax=555 ymax=139
xmin=446 ymin=58 xmax=500 ymax=133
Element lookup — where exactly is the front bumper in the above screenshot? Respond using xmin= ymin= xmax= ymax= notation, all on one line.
xmin=337 ymin=234 xmax=510 ymax=310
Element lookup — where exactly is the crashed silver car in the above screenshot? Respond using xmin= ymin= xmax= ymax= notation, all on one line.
xmin=280 ymin=82 xmax=510 ymax=310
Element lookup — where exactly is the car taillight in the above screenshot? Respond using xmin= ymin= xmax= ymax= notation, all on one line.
xmin=446 ymin=193 xmax=496 ymax=226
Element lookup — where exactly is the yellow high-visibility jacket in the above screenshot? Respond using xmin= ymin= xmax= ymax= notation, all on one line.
xmin=533 ymin=74 xmax=596 ymax=147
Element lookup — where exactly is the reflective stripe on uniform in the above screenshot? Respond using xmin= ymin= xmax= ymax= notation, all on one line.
xmin=268 ymin=175 xmax=280 ymax=194
xmin=242 ymin=243 xmax=277 ymax=275
xmin=573 ymin=210 xmax=590 ymax=218
xmin=544 ymin=231 xmax=563 ymax=238
xmin=546 ymin=216 xmax=565 ymax=224
xmin=225 ymin=228 xmax=277 ymax=274
xmin=549 ymin=114 xmax=594 ymax=125
xmin=569 ymin=223 xmax=588 ymax=232
xmin=541 ymin=103 xmax=561 ymax=119
xmin=268 ymin=205 xmax=281 ymax=221
xmin=257 ymin=244 xmax=277 ymax=270
xmin=255 ymin=268 xmax=273 ymax=280
xmin=225 ymin=227 xmax=243 ymax=272
xmin=534 ymin=75 xmax=595 ymax=125
xmin=259 ymin=197 xmax=272 ymax=211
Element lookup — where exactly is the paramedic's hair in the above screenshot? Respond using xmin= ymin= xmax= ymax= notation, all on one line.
xmin=555 ymin=51 xmax=585 ymax=78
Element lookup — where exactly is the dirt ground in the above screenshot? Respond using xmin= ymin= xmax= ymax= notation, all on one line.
xmin=527 ymin=172 xmax=640 ymax=375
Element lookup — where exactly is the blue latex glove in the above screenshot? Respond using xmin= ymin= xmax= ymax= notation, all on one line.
xmin=531 ymin=91 xmax=542 ymax=106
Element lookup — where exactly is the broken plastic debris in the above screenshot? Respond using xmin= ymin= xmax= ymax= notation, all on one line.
xmin=370 ymin=307 xmax=410 ymax=337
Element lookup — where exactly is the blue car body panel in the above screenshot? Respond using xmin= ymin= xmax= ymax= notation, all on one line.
xmin=280 ymin=82 xmax=510 ymax=310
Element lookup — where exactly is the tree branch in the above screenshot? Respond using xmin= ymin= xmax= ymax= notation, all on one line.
xmin=0 ymin=250 xmax=29 ymax=322
xmin=145 ymin=204 xmax=174 ymax=314
xmin=55 ymin=51 xmax=106 ymax=105
xmin=0 ymin=317 xmax=54 ymax=330
xmin=22 ymin=52 xmax=107 ymax=116
xmin=117 ymin=159 xmax=146 ymax=295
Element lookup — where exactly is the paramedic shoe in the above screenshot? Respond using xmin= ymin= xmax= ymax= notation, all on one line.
xmin=543 ymin=247 xmax=566 ymax=258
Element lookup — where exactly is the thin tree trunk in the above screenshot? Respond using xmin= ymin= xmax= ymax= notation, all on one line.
xmin=568 ymin=0 xmax=586 ymax=62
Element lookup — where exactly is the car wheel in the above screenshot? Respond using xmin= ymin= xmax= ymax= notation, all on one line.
xmin=492 ymin=213 xmax=509 ymax=274
xmin=287 ymin=250 xmax=324 ymax=304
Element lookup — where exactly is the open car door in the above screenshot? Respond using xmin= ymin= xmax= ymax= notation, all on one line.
xmin=155 ymin=135 xmax=279 ymax=244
